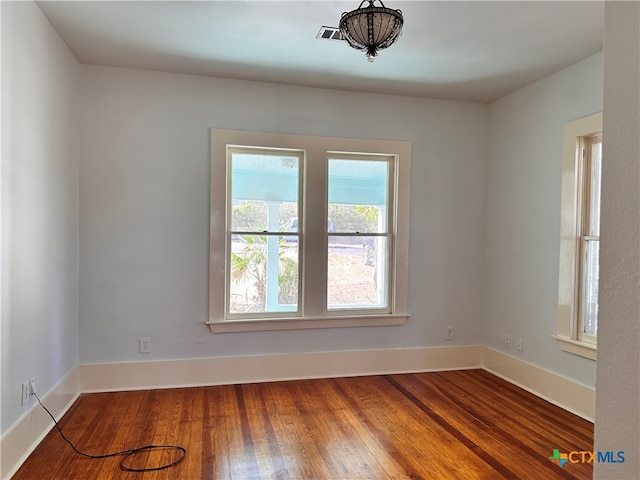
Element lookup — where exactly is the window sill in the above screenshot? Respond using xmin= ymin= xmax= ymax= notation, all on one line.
xmin=553 ymin=335 xmax=597 ymax=360
xmin=207 ymin=314 xmax=409 ymax=333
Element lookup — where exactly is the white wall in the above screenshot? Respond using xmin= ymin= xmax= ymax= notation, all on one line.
xmin=4 ymin=1 xmax=638 ymax=475
xmin=1 ymin=0 xmax=79 ymax=437
xmin=594 ymin=2 xmax=640 ymax=478
xmin=78 ymin=65 xmax=488 ymax=364
xmin=485 ymin=53 xmax=603 ymax=388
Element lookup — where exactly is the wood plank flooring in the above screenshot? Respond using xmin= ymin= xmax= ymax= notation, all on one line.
xmin=12 ymin=370 xmax=594 ymax=479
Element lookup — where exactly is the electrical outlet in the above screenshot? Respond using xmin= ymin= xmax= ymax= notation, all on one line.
xmin=21 ymin=382 xmax=29 ymax=407
xmin=445 ymin=326 xmax=454 ymax=341
xmin=139 ymin=337 xmax=151 ymax=354
xmin=505 ymin=334 xmax=511 ymax=348
xmin=29 ymin=379 xmax=37 ymax=396
xmin=517 ymin=338 xmax=524 ymax=352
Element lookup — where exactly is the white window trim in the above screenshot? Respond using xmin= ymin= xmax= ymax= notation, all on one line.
xmin=208 ymin=129 xmax=411 ymax=333
xmin=554 ymin=112 xmax=601 ymax=360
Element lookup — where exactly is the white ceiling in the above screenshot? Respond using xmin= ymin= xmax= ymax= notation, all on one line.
xmin=36 ymin=1 xmax=604 ymax=103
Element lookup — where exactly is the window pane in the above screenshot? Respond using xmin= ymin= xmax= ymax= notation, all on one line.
xmin=589 ymin=140 xmax=602 ymax=237
xmin=581 ymin=239 xmax=599 ymax=336
xmin=230 ymin=151 xmax=299 ymax=232
xmin=231 ymin=201 xmax=267 ymax=231
xmin=229 ymin=235 xmax=299 ymax=314
xmin=327 ymin=236 xmax=388 ymax=310
xmin=328 ymin=159 xmax=389 ymax=233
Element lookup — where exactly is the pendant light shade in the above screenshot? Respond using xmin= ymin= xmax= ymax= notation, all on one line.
xmin=339 ymin=0 xmax=404 ymax=62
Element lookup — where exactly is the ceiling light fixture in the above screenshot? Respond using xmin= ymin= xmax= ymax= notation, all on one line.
xmin=339 ymin=0 xmax=404 ymax=63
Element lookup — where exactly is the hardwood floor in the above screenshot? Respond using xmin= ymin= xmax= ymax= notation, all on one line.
xmin=12 ymin=370 xmax=593 ymax=479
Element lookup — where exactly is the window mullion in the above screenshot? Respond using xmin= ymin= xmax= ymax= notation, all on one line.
xmin=301 ymin=146 xmax=328 ymax=318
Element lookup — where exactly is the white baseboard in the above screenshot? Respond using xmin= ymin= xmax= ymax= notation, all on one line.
xmin=2 ymin=345 xmax=595 ymax=478
xmin=78 ymin=345 xmax=484 ymax=392
xmin=481 ymin=347 xmax=595 ymax=421
xmin=0 ymin=369 xmax=80 ymax=480
xmin=78 ymin=347 xmax=595 ymax=422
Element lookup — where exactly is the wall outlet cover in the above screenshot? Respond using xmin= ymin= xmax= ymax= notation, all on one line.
xmin=21 ymin=382 xmax=29 ymax=407
xmin=445 ymin=327 xmax=454 ymax=341
xmin=139 ymin=337 xmax=151 ymax=354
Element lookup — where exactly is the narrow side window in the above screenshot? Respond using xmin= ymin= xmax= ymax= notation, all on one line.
xmin=555 ymin=112 xmax=601 ymax=360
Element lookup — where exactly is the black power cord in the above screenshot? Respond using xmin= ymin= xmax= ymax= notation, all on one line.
xmin=33 ymin=390 xmax=186 ymax=472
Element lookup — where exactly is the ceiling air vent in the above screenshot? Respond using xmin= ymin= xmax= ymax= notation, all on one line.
xmin=316 ymin=26 xmax=344 ymax=41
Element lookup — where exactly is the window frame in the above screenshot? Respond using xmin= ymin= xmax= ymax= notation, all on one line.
xmin=325 ymin=152 xmax=395 ymax=315
xmin=555 ymin=113 xmax=601 ymax=360
xmin=208 ymin=129 xmax=411 ymax=333
xmin=226 ymin=145 xmax=305 ymax=319
xmin=576 ymin=134 xmax=601 ymax=344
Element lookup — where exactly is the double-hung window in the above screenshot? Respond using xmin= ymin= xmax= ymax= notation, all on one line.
xmin=556 ymin=113 xmax=602 ymax=359
xmin=227 ymin=146 xmax=303 ymax=317
xmin=577 ymin=134 xmax=601 ymax=343
xmin=208 ymin=129 xmax=411 ymax=333
xmin=326 ymin=154 xmax=393 ymax=313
